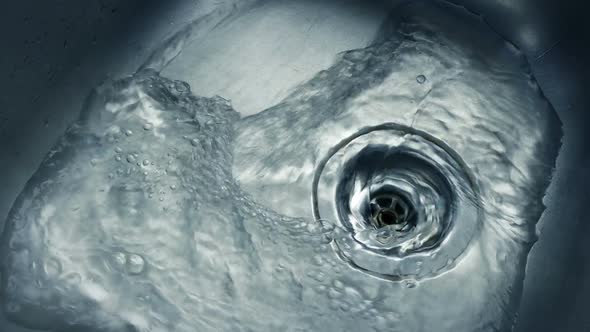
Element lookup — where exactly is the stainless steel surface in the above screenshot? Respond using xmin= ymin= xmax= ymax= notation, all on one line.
xmin=0 ymin=0 xmax=588 ymax=331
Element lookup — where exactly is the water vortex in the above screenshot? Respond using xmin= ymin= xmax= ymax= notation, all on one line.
xmin=312 ymin=123 xmax=482 ymax=281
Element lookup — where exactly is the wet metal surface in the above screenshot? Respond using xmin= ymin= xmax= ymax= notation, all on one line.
xmin=0 ymin=0 xmax=588 ymax=331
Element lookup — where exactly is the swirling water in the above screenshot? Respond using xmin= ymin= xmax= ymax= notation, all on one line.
xmin=1 ymin=1 xmax=561 ymax=332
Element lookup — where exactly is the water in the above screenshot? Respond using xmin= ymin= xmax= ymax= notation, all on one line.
xmin=1 ymin=1 xmax=561 ymax=332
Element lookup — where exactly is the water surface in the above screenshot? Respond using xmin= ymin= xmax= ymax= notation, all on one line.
xmin=1 ymin=1 xmax=561 ymax=331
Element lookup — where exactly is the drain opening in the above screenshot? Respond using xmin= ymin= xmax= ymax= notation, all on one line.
xmin=369 ymin=193 xmax=415 ymax=230
xmin=312 ymin=124 xmax=481 ymax=281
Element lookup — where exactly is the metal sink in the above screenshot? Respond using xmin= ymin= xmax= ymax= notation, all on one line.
xmin=0 ymin=1 xmax=588 ymax=331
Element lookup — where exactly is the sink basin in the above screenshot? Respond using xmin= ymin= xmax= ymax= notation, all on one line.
xmin=0 ymin=1 xmax=588 ymax=331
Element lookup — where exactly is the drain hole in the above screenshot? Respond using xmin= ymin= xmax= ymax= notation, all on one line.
xmin=378 ymin=210 xmax=398 ymax=225
xmin=333 ymin=144 xmax=453 ymax=239
xmin=313 ymin=125 xmax=481 ymax=279
xmin=370 ymin=194 xmax=413 ymax=229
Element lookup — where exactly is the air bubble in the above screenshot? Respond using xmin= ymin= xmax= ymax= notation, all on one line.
xmin=328 ymin=288 xmax=342 ymax=299
xmin=111 ymin=252 xmax=127 ymax=270
xmin=403 ymin=280 xmax=417 ymax=289
xmin=42 ymin=258 xmax=62 ymax=277
xmin=126 ymin=253 xmax=145 ymax=275
xmin=416 ymin=75 xmax=427 ymax=84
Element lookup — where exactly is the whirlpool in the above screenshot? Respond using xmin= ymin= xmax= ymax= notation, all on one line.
xmin=0 ymin=0 xmax=588 ymax=331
